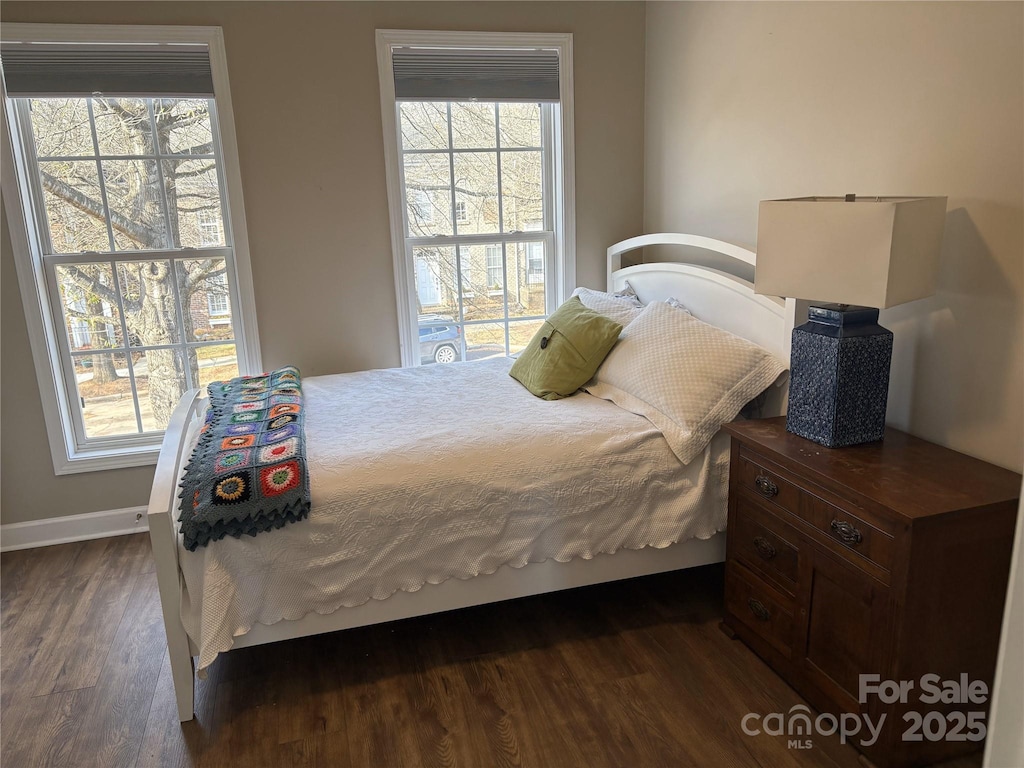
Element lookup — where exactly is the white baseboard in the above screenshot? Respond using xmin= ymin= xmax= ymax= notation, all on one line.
xmin=0 ymin=506 xmax=150 ymax=552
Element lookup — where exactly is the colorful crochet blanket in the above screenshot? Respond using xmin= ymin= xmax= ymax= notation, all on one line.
xmin=178 ymin=366 xmax=311 ymax=551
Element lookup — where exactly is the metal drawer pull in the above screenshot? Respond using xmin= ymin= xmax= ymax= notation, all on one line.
xmin=830 ymin=519 xmax=863 ymax=545
xmin=747 ymin=598 xmax=771 ymax=621
xmin=754 ymin=474 xmax=779 ymax=498
xmin=753 ymin=536 xmax=777 ymax=560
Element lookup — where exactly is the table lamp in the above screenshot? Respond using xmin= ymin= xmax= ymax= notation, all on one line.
xmin=754 ymin=195 xmax=947 ymax=447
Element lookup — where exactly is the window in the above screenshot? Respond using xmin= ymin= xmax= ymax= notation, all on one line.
xmin=207 ymin=272 xmax=231 ymax=322
xmin=411 ymin=189 xmax=434 ymax=225
xmin=527 ymin=242 xmax=545 ymax=284
xmin=1 ymin=25 xmax=261 ymax=473
xmin=459 ymin=251 xmax=473 ymax=294
xmin=198 ymin=209 xmax=224 ymax=248
xmin=377 ymin=30 xmax=575 ymax=365
xmin=485 ymin=246 xmax=503 ymax=292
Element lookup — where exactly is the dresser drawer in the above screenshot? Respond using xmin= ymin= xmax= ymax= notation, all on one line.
xmin=736 ymin=446 xmax=802 ymax=515
xmin=806 ymin=495 xmax=895 ymax=573
xmin=730 ymin=496 xmax=801 ymax=595
xmin=725 ymin=562 xmax=796 ymax=658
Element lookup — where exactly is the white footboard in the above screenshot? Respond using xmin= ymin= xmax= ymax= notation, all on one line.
xmin=146 ymin=388 xmax=205 ymax=722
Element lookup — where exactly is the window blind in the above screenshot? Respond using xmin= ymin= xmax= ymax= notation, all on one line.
xmin=392 ymin=47 xmax=559 ymax=102
xmin=1 ymin=43 xmax=214 ymax=97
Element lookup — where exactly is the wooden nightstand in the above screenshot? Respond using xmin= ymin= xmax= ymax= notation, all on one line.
xmin=721 ymin=417 xmax=1021 ymax=768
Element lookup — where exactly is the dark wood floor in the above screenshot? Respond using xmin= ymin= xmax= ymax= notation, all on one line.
xmin=1 ymin=534 xmax=984 ymax=768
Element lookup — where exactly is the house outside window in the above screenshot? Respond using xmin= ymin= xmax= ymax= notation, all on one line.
xmin=1 ymin=24 xmax=261 ymax=473
xmin=377 ymin=30 xmax=576 ymax=366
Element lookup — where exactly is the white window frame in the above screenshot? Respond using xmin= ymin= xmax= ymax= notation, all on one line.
xmin=376 ymin=30 xmax=576 ymax=368
xmin=1 ymin=23 xmax=262 ymax=474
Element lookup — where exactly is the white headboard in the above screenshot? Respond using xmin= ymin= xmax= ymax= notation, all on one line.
xmin=607 ymin=233 xmax=801 ymax=364
xmin=607 ymin=233 xmax=803 ymax=416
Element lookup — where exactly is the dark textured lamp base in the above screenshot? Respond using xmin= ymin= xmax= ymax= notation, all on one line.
xmin=786 ymin=304 xmax=893 ymax=448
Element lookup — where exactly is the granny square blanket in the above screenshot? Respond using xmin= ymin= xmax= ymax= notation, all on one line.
xmin=177 ymin=366 xmax=311 ymax=551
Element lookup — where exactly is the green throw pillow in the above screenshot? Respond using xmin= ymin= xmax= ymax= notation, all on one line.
xmin=510 ymin=296 xmax=623 ymax=400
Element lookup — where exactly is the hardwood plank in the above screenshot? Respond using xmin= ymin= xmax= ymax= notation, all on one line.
xmin=533 ymin=593 xmax=645 ymax=685
xmin=3 ymin=536 xmax=146 ymax=703
xmin=276 ymin=732 xmax=352 ymax=768
xmin=135 ymin=654 xmax=222 ymax=768
xmin=0 ymin=688 xmax=92 ymax=768
xmin=0 ymin=541 xmax=86 ymax=637
xmin=272 ymin=634 xmax=348 ymax=746
xmin=594 ymin=671 xmax=725 ymax=766
xmin=65 ymin=570 xmax=166 ymax=768
xmin=460 ymin=652 xmax=538 ymax=768
xmin=407 ymin=658 xmax=487 ymax=768
xmin=32 ymin=567 xmax=135 ymax=696
xmin=512 ymin=642 xmax=640 ymax=768
xmin=199 ymin=674 xmax=280 ymax=768
xmin=68 ymin=536 xmax=123 ymax=581
xmin=608 ymin=609 xmax=805 ymax=768
xmin=1 ymin=571 xmax=89 ymax=710
xmin=341 ymin=626 xmax=426 ymax=768
xmin=97 ymin=532 xmax=157 ymax=580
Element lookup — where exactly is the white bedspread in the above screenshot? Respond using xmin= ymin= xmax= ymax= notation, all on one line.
xmin=178 ymin=358 xmax=730 ymax=671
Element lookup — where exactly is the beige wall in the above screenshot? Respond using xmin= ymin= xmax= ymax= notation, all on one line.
xmin=0 ymin=2 xmax=647 ymax=524
xmin=645 ymin=1 xmax=1023 ymax=472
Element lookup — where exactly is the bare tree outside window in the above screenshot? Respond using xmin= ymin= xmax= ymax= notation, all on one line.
xmin=24 ymin=96 xmax=238 ymax=436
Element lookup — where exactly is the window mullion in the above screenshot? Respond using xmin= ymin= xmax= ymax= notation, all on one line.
xmin=445 ymin=103 xmax=459 ymax=239
xmin=31 ymin=153 xmax=215 ymax=162
xmin=109 ymin=261 xmax=145 ymax=434
xmin=407 ymin=232 xmax=547 ymax=248
xmin=45 ymin=247 xmax=233 ymax=266
xmin=443 ymin=102 xmax=468 ymax=354
xmin=403 ymin=146 xmax=540 ymax=155
xmin=494 ymin=103 xmax=511 ymax=354
xmin=84 ymin=100 xmax=117 ymax=253
xmin=454 ymin=246 xmax=467 ymax=360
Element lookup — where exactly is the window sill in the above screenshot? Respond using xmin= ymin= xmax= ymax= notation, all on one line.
xmin=56 ymin=444 xmax=160 ymax=475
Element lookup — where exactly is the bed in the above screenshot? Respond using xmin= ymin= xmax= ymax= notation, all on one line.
xmin=147 ymin=233 xmax=802 ymax=722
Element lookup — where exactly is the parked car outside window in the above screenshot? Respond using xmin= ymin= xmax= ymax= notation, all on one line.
xmin=418 ymin=316 xmax=461 ymax=364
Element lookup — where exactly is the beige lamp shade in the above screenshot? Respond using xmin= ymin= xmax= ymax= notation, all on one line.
xmin=754 ymin=196 xmax=947 ymax=309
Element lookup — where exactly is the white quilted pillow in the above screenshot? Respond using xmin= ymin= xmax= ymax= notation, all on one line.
xmin=585 ymin=301 xmax=787 ymax=465
xmin=572 ymin=287 xmax=643 ymax=327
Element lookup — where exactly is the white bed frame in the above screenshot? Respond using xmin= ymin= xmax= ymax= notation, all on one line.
xmin=147 ymin=233 xmax=800 ymax=722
